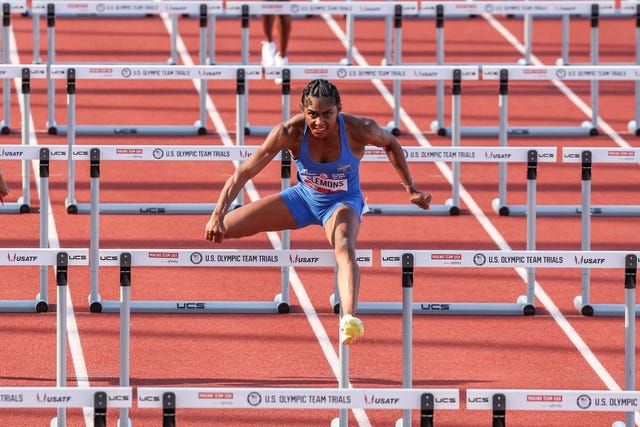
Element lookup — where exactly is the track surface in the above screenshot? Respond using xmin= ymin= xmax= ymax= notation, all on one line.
xmin=1 ymin=4 xmax=639 ymax=426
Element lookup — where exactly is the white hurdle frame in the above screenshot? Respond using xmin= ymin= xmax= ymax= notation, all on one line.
xmin=419 ymin=1 xmax=616 ymax=137
xmin=483 ymin=65 xmax=640 ymax=217
xmin=94 ymin=248 xmax=372 ymax=314
xmin=562 ymin=147 xmax=640 ymax=316
xmin=0 ymin=0 xmax=27 ymax=134
xmin=0 ymin=65 xmax=47 ymax=213
xmin=46 ymin=64 xmax=261 ymax=213
xmin=332 ymin=147 xmax=556 ymax=315
xmin=110 ymin=249 xmax=373 ymax=426
xmin=265 ymin=64 xmax=478 ymax=139
xmin=137 ymin=386 xmax=459 ymax=427
xmin=224 ymin=1 xmax=419 ymax=137
xmin=385 ymin=251 xmax=637 ymax=427
xmin=31 ymin=0 xmax=224 ymax=136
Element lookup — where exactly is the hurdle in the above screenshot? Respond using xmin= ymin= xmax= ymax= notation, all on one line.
xmin=225 ymin=1 xmax=419 ymax=136
xmin=46 ymin=65 xmax=261 ymax=211
xmin=421 ymin=1 xmax=617 ymax=137
xmin=482 ymin=65 xmax=640 ymax=216
xmin=0 ymin=386 xmax=131 ymax=427
xmin=31 ymin=0 xmax=224 ymax=135
xmin=561 ymin=147 xmax=640 ymax=316
xmin=0 ymin=247 xmax=87 ymax=313
xmin=467 ymin=254 xmax=638 ymax=426
xmin=0 ymin=0 xmax=27 ymax=134
xmin=92 ymin=249 xmax=371 ymax=313
xmin=386 ymin=251 xmax=638 ymax=425
xmin=0 ymin=65 xmax=47 ymax=213
xmin=137 ymin=386 xmax=459 ymax=427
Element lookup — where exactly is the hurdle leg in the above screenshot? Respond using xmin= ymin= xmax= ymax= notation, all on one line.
xmin=52 ymin=253 xmax=69 ymax=427
xmin=46 ymin=4 xmax=58 ymax=133
xmin=445 ymin=70 xmax=462 ymax=214
xmin=37 ymin=149 xmax=50 ymax=312
xmin=19 ymin=71 xmax=32 ymax=212
xmin=65 ymin=70 xmax=78 ymax=212
xmin=492 ymin=71 xmax=510 ymax=216
xmin=331 ymin=328 xmax=350 ymax=427
xmin=430 ymin=6 xmax=445 ymax=135
xmin=119 ymin=253 xmax=132 ymax=427
xmin=520 ymin=150 xmax=537 ymax=314
xmin=629 ymin=6 xmax=640 ymax=135
xmin=575 ymin=151 xmax=593 ymax=315
xmin=585 ymin=5 xmax=600 ymax=135
xmin=1 ymin=5 xmax=10 ymax=134
xmin=557 ymin=15 xmax=570 ymax=65
xmin=88 ymin=149 xmax=102 ymax=312
xmin=396 ymin=254 xmax=414 ymax=427
xmin=624 ymin=255 xmax=637 ymax=427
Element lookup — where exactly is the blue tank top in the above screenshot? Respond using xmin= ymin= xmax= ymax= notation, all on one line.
xmin=293 ymin=114 xmax=362 ymax=204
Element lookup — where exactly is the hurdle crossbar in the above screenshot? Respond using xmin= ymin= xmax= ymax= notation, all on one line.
xmin=420 ymin=1 xmax=616 ymax=137
xmin=265 ymin=64 xmax=479 ymax=138
xmin=46 ymin=64 xmax=261 ymax=211
xmin=562 ymin=147 xmax=640 ymax=316
xmin=483 ymin=65 xmax=640 ymax=216
xmin=137 ymin=386 xmax=458 ymax=427
xmin=93 ymin=249 xmax=372 ymax=314
xmin=33 ymin=2 xmax=224 ymax=135
xmin=225 ymin=1 xmax=420 ymax=137
xmin=380 ymin=250 xmax=639 ymax=316
xmin=0 ymin=65 xmax=48 ymax=213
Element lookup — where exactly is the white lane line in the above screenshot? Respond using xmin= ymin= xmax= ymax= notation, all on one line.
xmin=9 ymin=27 xmax=94 ymax=425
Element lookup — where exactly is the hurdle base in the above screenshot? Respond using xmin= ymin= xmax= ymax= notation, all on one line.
xmin=574 ymin=296 xmax=639 ymax=317
xmin=0 ymin=200 xmax=31 ymax=214
xmin=366 ymin=203 xmax=459 ymax=216
xmin=70 ymin=202 xmax=217 ymax=215
xmin=0 ymin=299 xmax=48 ymax=313
xmin=355 ymin=301 xmax=534 ymax=315
xmin=431 ymin=124 xmax=596 ymax=138
xmin=0 ymin=120 xmax=10 ymax=135
xmin=628 ymin=120 xmax=639 ymax=136
xmin=50 ymin=124 xmax=207 ymax=136
xmin=97 ymin=299 xmax=288 ymax=314
xmin=492 ymin=199 xmax=640 ymax=217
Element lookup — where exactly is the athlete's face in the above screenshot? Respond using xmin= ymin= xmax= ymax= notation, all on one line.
xmin=302 ymin=96 xmax=341 ymax=140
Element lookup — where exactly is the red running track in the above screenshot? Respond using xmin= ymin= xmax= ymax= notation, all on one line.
xmin=1 ymin=3 xmax=640 ymax=426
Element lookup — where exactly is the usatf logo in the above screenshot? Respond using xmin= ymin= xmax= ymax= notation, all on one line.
xmin=289 ymin=254 xmax=320 ymax=264
xmin=364 ymin=395 xmax=400 ymax=405
xmin=7 ymin=253 xmax=38 ymax=263
xmin=574 ymin=256 xmax=605 ymax=265
xmin=190 ymin=252 xmax=203 ymax=265
xmin=36 ymin=394 xmax=71 ymax=403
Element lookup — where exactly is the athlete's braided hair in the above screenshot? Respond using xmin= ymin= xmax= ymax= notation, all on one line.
xmin=301 ymin=79 xmax=342 ymax=108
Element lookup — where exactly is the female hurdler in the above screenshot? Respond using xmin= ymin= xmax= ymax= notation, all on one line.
xmin=205 ymin=79 xmax=431 ymax=345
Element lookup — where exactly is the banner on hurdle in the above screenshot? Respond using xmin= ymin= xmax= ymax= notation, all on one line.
xmin=92 ymin=249 xmax=372 ymax=314
xmin=377 ymin=250 xmax=637 ymax=316
xmin=482 ymin=65 xmax=640 ymax=217
xmin=0 ymin=248 xmax=88 ymax=312
xmin=262 ymin=64 xmax=479 ymax=139
xmin=467 ymin=389 xmax=640 ymax=412
xmin=0 ymin=387 xmax=132 ymax=408
xmin=137 ymin=386 xmax=459 ymax=409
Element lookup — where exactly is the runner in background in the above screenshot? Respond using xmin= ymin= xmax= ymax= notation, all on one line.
xmin=260 ymin=0 xmax=291 ymax=71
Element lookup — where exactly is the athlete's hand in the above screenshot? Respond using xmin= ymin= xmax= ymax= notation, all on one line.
xmin=205 ymin=214 xmax=225 ymax=243
xmin=409 ymin=190 xmax=431 ymax=210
